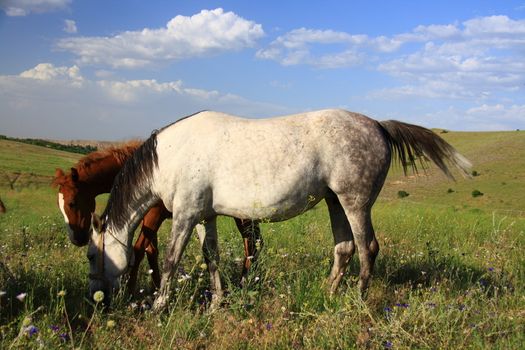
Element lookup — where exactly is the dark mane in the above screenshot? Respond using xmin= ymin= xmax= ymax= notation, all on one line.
xmin=160 ymin=110 xmax=207 ymax=132
xmin=102 ymin=133 xmax=158 ymax=228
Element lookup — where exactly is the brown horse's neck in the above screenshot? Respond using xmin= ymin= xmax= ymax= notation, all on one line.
xmin=78 ymin=154 xmax=131 ymax=195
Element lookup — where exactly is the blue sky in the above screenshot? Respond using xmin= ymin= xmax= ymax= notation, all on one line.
xmin=0 ymin=1 xmax=524 ymax=140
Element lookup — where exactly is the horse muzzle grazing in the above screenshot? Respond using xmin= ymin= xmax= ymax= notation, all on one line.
xmin=67 ymin=225 xmax=90 ymax=246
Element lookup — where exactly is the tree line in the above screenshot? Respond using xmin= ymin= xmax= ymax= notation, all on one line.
xmin=0 ymin=135 xmax=97 ymax=154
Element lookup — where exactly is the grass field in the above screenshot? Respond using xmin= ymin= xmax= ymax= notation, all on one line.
xmin=0 ymin=131 xmax=524 ymax=349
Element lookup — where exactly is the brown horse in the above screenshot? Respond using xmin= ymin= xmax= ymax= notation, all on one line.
xmin=53 ymin=141 xmax=261 ymax=293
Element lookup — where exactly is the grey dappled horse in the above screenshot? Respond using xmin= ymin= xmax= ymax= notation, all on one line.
xmin=87 ymin=109 xmax=471 ymax=310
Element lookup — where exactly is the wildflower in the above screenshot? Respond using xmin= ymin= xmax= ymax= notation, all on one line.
xmin=203 ymin=290 xmax=213 ymax=300
xmin=395 ymin=303 xmax=409 ymax=308
xmin=106 ymin=320 xmax=116 ymax=329
xmin=26 ymin=325 xmax=39 ymax=337
xmin=49 ymin=325 xmax=59 ymax=332
xmin=488 ymin=267 xmax=494 ymax=272
xmin=93 ymin=290 xmax=105 ymax=303
xmin=177 ymin=274 xmax=191 ymax=283
xmin=59 ymin=333 xmax=70 ymax=342
xmin=147 ymin=269 xmax=154 ymax=275
xmin=22 ymin=317 xmax=32 ymax=327
xmin=266 ymin=322 xmax=272 ymax=331
xmin=254 ymin=276 xmax=260 ymax=282
xmin=16 ymin=292 xmax=27 ymax=302
xmin=383 ymin=340 xmax=393 ymax=348
xmin=195 ymin=255 xmax=203 ymax=262
xmin=199 ymin=263 xmax=208 ymax=270
xmin=57 ymin=290 xmax=66 ymax=297
xmin=479 ymin=279 xmax=488 ymax=287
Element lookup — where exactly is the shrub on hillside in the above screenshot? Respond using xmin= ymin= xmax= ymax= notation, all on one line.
xmin=472 ymin=190 xmax=484 ymax=198
xmin=397 ymin=190 xmax=410 ymax=198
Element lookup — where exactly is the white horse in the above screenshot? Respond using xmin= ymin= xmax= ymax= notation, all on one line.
xmin=87 ymin=109 xmax=471 ymax=310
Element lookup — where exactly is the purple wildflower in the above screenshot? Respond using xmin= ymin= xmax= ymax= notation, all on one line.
xmin=49 ymin=325 xmax=59 ymax=332
xmin=395 ymin=303 xmax=409 ymax=308
xmin=266 ymin=322 xmax=272 ymax=331
xmin=383 ymin=340 xmax=393 ymax=348
xmin=384 ymin=307 xmax=392 ymax=313
xmin=488 ymin=267 xmax=494 ymax=272
xmin=479 ymin=279 xmax=488 ymax=287
xmin=26 ymin=325 xmax=39 ymax=337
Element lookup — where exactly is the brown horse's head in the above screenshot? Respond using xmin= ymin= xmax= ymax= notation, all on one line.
xmin=53 ymin=168 xmax=96 ymax=246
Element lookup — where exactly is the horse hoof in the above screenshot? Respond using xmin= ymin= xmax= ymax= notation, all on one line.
xmin=152 ymin=296 xmax=168 ymax=312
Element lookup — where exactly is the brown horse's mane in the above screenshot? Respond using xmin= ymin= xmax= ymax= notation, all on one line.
xmin=52 ymin=140 xmax=143 ymax=186
xmin=75 ymin=140 xmax=143 ymax=173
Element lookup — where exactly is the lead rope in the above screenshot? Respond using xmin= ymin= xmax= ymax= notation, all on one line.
xmin=97 ymin=228 xmax=105 ymax=279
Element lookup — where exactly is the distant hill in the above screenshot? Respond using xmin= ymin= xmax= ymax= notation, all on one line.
xmin=0 ymin=135 xmax=97 ymax=154
xmin=0 ymin=130 xmax=523 ymax=217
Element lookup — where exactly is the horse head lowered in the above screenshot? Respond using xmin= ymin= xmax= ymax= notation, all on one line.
xmin=53 ymin=167 xmax=96 ymax=246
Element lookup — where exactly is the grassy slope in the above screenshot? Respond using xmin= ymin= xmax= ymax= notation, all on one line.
xmin=0 ymin=132 xmax=523 ymax=349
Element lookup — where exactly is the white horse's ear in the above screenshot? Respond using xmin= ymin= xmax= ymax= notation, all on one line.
xmin=91 ymin=213 xmax=103 ymax=233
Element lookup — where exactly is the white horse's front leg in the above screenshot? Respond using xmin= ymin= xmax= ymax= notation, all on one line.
xmin=153 ymin=215 xmax=195 ymax=312
xmin=197 ymin=217 xmax=223 ymax=310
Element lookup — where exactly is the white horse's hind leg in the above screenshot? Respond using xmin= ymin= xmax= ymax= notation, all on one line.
xmin=341 ymin=204 xmax=379 ymax=295
xmin=326 ymin=193 xmax=355 ymax=294
xmin=199 ymin=217 xmax=223 ymax=309
xmin=337 ymin=195 xmax=379 ymax=294
xmin=153 ymin=214 xmax=196 ymax=312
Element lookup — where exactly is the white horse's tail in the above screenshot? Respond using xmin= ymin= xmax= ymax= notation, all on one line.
xmin=379 ymin=120 xmax=472 ymax=180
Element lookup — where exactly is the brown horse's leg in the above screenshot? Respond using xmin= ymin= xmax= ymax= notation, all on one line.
xmin=235 ymin=218 xmax=262 ymax=285
xmin=127 ymin=202 xmax=169 ymax=294
xmin=127 ymin=230 xmax=147 ymax=295
xmin=142 ymin=204 xmax=170 ymax=290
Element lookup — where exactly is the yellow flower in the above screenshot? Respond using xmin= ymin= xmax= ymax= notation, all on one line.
xmin=106 ymin=320 xmax=116 ymax=329
xmin=22 ymin=317 xmax=32 ymax=327
xmin=57 ymin=290 xmax=66 ymax=297
xmin=93 ymin=290 xmax=105 ymax=303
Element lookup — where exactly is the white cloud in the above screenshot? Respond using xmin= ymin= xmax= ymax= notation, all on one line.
xmin=63 ymin=19 xmax=77 ymax=34
xmin=256 ymin=28 xmax=370 ymax=68
xmin=0 ymin=63 xmax=289 ymax=140
xmin=19 ymin=63 xmax=84 ymax=86
xmin=57 ymin=8 xmax=264 ymax=68
xmin=1 ymin=0 xmax=71 ymax=16
xmin=257 ymin=15 xmax=525 ymax=77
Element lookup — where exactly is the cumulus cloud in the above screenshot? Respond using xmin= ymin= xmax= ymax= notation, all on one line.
xmin=258 ymin=15 xmax=525 ymax=76
xmin=1 ymin=0 xmax=71 ymax=16
xmin=19 ymin=63 xmax=83 ymax=84
xmin=63 ymin=19 xmax=77 ymax=34
xmin=372 ymin=17 xmax=525 ymax=103
xmin=0 ymin=63 xmax=289 ymax=140
xmin=57 ymin=8 xmax=264 ymax=68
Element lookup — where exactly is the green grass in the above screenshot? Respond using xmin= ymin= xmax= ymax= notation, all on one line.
xmin=0 ymin=132 xmax=524 ymax=349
